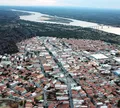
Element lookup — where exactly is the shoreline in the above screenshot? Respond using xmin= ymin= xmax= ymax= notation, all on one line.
xmin=12 ymin=9 xmax=120 ymax=35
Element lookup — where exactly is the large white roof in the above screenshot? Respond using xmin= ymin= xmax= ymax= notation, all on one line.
xmin=114 ymin=57 xmax=120 ymax=63
xmin=91 ymin=54 xmax=108 ymax=60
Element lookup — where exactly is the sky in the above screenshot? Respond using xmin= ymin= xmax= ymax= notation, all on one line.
xmin=0 ymin=0 xmax=120 ymax=9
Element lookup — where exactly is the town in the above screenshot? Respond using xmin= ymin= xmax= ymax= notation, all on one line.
xmin=0 ymin=36 xmax=120 ymax=108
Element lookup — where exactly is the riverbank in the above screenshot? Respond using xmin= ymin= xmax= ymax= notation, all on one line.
xmin=12 ymin=9 xmax=120 ymax=35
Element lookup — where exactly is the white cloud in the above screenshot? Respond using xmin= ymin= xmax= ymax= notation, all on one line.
xmin=35 ymin=0 xmax=57 ymax=5
xmin=0 ymin=0 xmax=120 ymax=9
xmin=0 ymin=0 xmax=57 ymax=6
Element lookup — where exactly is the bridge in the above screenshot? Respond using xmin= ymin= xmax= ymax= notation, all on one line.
xmin=86 ymin=24 xmax=111 ymax=29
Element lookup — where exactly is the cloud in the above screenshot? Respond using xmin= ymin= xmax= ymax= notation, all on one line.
xmin=0 ymin=0 xmax=57 ymax=6
xmin=35 ymin=0 xmax=57 ymax=5
xmin=0 ymin=0 xmax=120 ymax=9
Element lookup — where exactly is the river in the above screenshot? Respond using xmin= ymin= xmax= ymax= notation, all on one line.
xmin=12 ymin=9 xmax=120 ymax=35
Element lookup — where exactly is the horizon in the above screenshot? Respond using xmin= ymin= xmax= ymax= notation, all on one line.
xmin=0 ymin=0 xmax=120 ymax=9
xmin=1 ymin=5 xmax=120 ymax=11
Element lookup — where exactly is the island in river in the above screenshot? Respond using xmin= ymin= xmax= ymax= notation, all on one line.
xmin=40 ymin=15 xmax=73 ymax=24
xmin=12 ymin=9 xmax=120 ymax=36
xmin=0 ymin=9 xmax=120 ymax=55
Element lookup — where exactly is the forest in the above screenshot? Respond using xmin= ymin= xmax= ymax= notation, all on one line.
xmin=0 ymin=9 xmax=119 ymax=55
xmin=2 ymin=6 xmax=120 ymax=27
